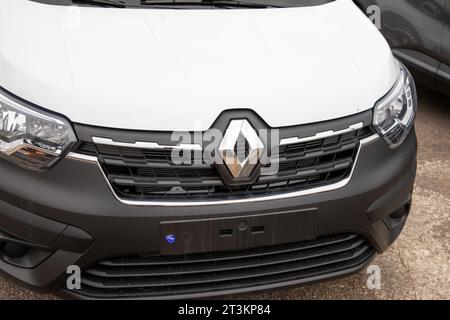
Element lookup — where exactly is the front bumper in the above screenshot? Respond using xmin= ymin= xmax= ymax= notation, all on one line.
xmin=0 ymin=130 xmax=417 ymax=299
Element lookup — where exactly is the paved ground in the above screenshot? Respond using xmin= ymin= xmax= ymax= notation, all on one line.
xmin=0 ymin=86 xmax=449 ymax=300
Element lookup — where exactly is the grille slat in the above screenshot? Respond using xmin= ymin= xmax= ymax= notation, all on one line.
xmin=77 ymin=252 xmax=374 ymax=298
xmin=258 ymin=158 xmax=353 ymax=183
xmin=82 ymin=246 xmax=370 ymax=289
xmin=110 ymin=175 xmax=223 ymax=187
xmin=76 ymin=126 xmax=373 ymax=200
xmin=103 ymin=158 xmax=212 ymax=170
xmin=281 ymin=141 xmax=357 ymax=161
xmin=76 ymin=234 xmax=375 ymax=298
xmin=85 ymin=238 xmax=366 ymax=278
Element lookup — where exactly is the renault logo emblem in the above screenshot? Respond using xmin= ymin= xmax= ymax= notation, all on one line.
xmin=218 ymin=119 xmax=265 ymax=178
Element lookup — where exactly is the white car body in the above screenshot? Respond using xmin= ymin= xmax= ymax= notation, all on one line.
xmin=0 ymin=0 xmax=398 ymax=131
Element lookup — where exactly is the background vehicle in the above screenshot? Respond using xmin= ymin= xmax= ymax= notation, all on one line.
xmin=355 ymin=0 xmax=450 ymax=96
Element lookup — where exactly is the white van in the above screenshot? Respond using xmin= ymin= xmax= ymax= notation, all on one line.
xmin=0 ymin=0 xmax=417 ymax=299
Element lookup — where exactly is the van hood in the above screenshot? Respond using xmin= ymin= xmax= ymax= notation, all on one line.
xmin=0 ymin=0 xmax=398 ymax=131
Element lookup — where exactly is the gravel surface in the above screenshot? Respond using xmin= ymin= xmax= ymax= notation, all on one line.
xmin=0 ymin=86 xmax=449 ymax=300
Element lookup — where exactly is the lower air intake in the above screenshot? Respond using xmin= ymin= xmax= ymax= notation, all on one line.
xmin=74 ymin=234 xmax=375 ymax=299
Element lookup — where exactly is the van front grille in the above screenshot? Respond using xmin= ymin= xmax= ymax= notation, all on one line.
xmin=74 ymin=234 xmax=375 ymax=299
xmin=76 ymin=126 xmax=373 ymax=201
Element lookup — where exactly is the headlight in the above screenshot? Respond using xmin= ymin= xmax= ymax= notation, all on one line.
xmin=0 ymin=89 xmax=77 ymax=170
xmin=373 ymin=61 xmax=417 ymax=148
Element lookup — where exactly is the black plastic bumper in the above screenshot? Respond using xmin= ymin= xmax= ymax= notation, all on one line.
xmin=0 ymin=130 xmax=417 ymax=298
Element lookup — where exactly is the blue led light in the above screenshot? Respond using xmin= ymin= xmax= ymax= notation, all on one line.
xmin=165 ymin=234 xmax=176 ymax=244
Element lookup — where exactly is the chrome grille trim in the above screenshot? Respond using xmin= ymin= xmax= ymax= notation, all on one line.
xmin=66 ymin=134 xmax=379 ymax=207
xmin=92 ymin=137 xmax=202 ymax=151
xmin=92 ymin=122 xmax=365 ymax=150
xmin=279 ymin=122 xmax=364 ymax=146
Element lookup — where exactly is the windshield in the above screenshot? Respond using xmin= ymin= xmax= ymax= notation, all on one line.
xmin=30 ymin=0 xmax=335 ymax=9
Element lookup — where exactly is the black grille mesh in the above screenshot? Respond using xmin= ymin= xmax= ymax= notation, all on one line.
xmin=76 ymin=126 xmax=373 ymax=200
xmin=74 ymin=234 xmax=375 ymax=299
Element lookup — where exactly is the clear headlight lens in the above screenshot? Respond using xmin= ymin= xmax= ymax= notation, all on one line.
xmin=373 ymin=61 xmax=417 ymax=148
xmin=0 ymin=90 xmax=77 ymax=170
